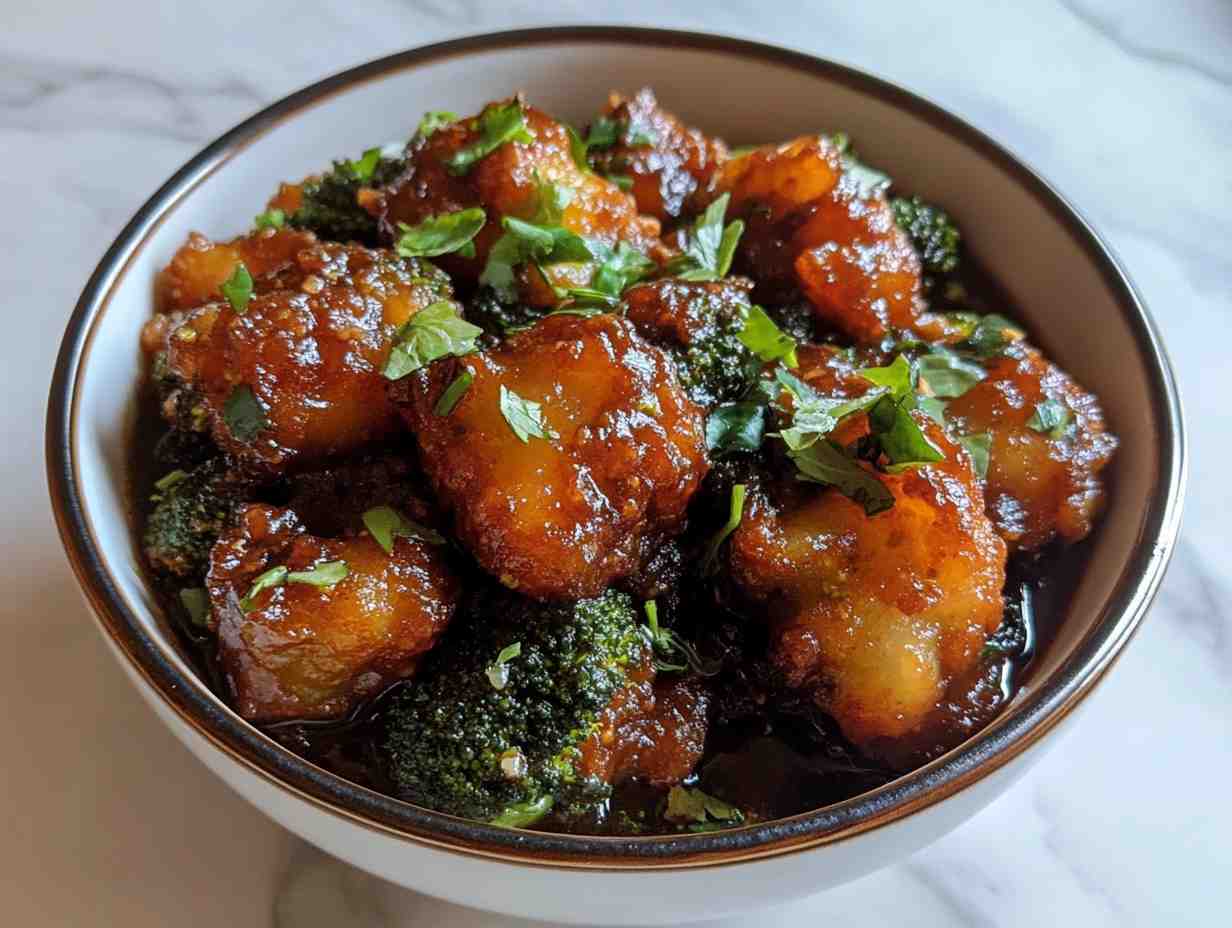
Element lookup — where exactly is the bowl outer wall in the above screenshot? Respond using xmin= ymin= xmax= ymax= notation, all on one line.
xmin=47 ymin=25 xmax=1185 ymax=922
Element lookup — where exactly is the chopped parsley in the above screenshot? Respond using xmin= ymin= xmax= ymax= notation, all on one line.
xmin=916 ymin=349 xmax=985 ymax=398
xmin=253 ymin=208 xmax=285 ymax=230
xmin=238 ymin=565 xmax=287 ymax=611
xmin=859 ymin=356 xmax=944 ymax=469
xmin=737 ymin=305 xmax=799 ymax=368
xmin=959 ymin=313 xmax=1024 ymax=358
xmin=485 ymin=641 xmax=522 ymax=690
xmin=220 ymin=262 xmax=253 ymax=314
xmin=445 ymin=101 xmax=535 ymax=176
xmin=585 ymin=116 xmax=621 ymax=149
xmin=789 ymin=438 xmax=895 ymax=515
xmin=395 ymin=208 xmax=486 ymax=259
xmin=705 ymin=400 xmax=767 ymax=455
xmin=434 ymin=368 xmax=474 ymax=416
xmin=665 ymin=193 xmax=744 ymax=281
xmin=664 ymin=786 xmax=745 ymax=831
xmin=222 ymin=385 xmax=268 ymax=443
xmin=498 ymin=384 xmax=556 ymax=443
xmin=416 ymin=110 xmax=458 ymax=138
xmin=1027 ymin=399 xmax=1072 ymax=438
xmin=361 ymin=505 xmax=446 ymax=554
xmin=382 ymin=301 xmax=482 ymax=381
xmin=480 ymin=215 xmax=592 ymax=300
xmin=643 ymin=600 xmax=720 ymax=676
xmin=957 ymin=432 xmax=992 ymax=479
xmin=342 ymin=147 xmax=383 ymax=183
xmin=239 ymin=560 xmax=349 ymax=612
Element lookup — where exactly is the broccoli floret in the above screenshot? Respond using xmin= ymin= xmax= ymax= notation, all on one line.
xmin=287 ymin=152 xmax=405 ymax=245
xmin=891 ymin=195 xmax=961 ymax=275
xmin=674 ymin=302 xmax=759 ymax=409
xmin=465 ymin=287 xmax=546 ymax=338
xmin=761 ymin=301 xmax=817 ymax=344
xmin=143 ymin=458 xmax=248 ymax=579
xmin=384 ymin=588 xmax=651 ymax=824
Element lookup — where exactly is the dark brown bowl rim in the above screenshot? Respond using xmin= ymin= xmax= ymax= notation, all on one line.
xmin=46 ymin=26 xmax=1186 ymax=869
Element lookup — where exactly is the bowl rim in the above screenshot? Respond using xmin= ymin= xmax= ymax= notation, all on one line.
xmin=46 ymin=25 xmax=1186 ymax=870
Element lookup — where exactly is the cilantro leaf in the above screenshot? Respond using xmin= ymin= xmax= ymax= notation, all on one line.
xmin=790 ymin=439 xmax=894 ymax=515
xmin=586 ymin=117 xmax=620 ymax=149
xmin=589 ymin=241 xmax=654 ymax=298
xmin=362 ymin=505 xmax=446 ymax=554
xmin=239 ymin=565 xmax=288 ymax=611
xmin=286 ymin=560 xmax=349 ymax=587
xmin=382 ymin=302 xmax=482 ymax=380
xmin=705 ymin=401 xmax=766 ymax=454
xmin=220 ymin=262 xmax=253 ymax=314
xmin=916 ymin=350 xmax=985 ymax=398
xmin=566 ymin=125 xmax=591 ymax=172
xmin=253 ymin=208 xmax=285 ymax=230
xmin=498 ymin=384 xmax=555 ymax=443
xmin=957 ymin=433 xmax=991 ymax=479
xmin=222 ymin=385 xmax=268 ymax=443
xmin=868 ymin=394 xmax=945 ymax=468
xmin=395 ymin=208 xmax=486 ymax=258
xmin=774 ymin=367 xmax=883 ymax=449
xmin=1027 ymin=399 xmax=1073 ymax=438
xmin=445 ymin=102 xmax=535 ymax=176
xmin=859 ymin=355 xmax=913 ymax=398
xmin=666 ymin=193 xmax=744 ymax=281
xmin=959 ymin=313 xmax=1024 ymax=358
xmin=417 ymin=110 xmax=458 ymax=138
xmin=738 ymin=305 xmax=798 ymax=368
xmin=485 ymin=641 xmax=522 ymax=690
xmin=434 ymin=368 xmax=473 ymax=416
xmin=918 ymin=395 xmax=948 ymax=425
xmin=343 ymin=147 xmax=383 ymax=183
xmin=480 ymin=216 xmax=594 ymax=300
xmin=664 ymin=786 xmax=744 ymax=829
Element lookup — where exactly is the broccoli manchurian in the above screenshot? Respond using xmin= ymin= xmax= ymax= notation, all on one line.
xmin=136 ymin=89 xmax=1117 ymax=835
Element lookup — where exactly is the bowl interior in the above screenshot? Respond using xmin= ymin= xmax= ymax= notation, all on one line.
xmin=55 ymin=29 xmax=1181 ymax=864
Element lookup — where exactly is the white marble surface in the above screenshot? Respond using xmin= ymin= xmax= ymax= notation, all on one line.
xmin=3 ymin=1 xmax=1228 ymax=925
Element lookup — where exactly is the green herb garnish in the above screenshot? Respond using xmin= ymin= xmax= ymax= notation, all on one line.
xmin=737 ymin=305 xmax=798 ymax=368
xmin=643 ymin=601 xmax=720 ymax=676
xmin=480 ymin=216 xmax=594 ymax=300
xmin=605 ymin=173 xmax=633 ymax=191
xmin=957 ymin=433 xmax=992 ymax=479
xmin=434 ymin=368 xmax=474 ymax=416
xmin=485 ymin=641 xmax=522 ymax=690
xmin=253 ymin=208 xmax=285 ymax=230
xmin=664 ymin=786 xmax=745 ymax=831
xmin=417 ymin=110 xmax=459 ymax=138
xmin=959 ymin=313 xmax=1024 ymax=358
xmin=222 ymin=385 xmax=268 ymax=443
xmin=362 ymin=505 xmax=446 ymax=553
xmin=395 ymin=208 xmax=486 ymax=258
xmin=788 ymin=439 xmax=895 ymax=516
xmin=239 ymin=560 xmax=348 ymax=611
xmin=1027 ymin=399 xmax=1072 ymax=438
xmin=705 ymin=401 xmax=766 ymax=454
xmin=916 ymin=349 xmax=985 ymax=398
xmin=585 ymin=117 xmax=621 ymax=149
xmin=498 ymin=384 xmax=556 ymax=443
xmin=238 ymin=565 xmax=288 ymax=611
xmin=343 ymin=147 xmax=383 ymax=183
xmin=220 ymin=262 xmax=253 ymax=314
xmin=490 ymin=795 xmax=553 ymax=829
xmin=382 ymin=301 xmax=482 ymax=380
xmin=665 ymin=193 xmax=744 ymax=281
xmin=445 ymin=101 xmax=535 ymax=175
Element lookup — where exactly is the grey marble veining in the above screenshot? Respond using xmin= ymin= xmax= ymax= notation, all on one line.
xmin=3 ymin=1 xmax=1227 ymax=925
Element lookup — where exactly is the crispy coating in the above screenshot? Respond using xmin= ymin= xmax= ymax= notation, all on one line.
xmin=207 ymin=504 xmax=461 ymax=722
xmin=395 ymin=313 xmax=709 ymax=600
xmin=164 ymin=238 xmax=453 ymax=470
xmin=717 ymin=137 xmax=957 ymax=343
xmin=587 ymin=88 xmax=730 ymax=222
xmin=578 ymin=672 xmax=710 ymax=787
xmin=945 ymin=341 xmax=1117 ymax=551
xmin=155 ymin=227 xmax=318 ymax=313
xmin=381 ymin=100 xmax=664 ymax=304
xmin=729 ymin=351 xmax=1007 ymax=755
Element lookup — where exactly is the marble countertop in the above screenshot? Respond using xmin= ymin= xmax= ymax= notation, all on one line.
xmin=4 ymin=1 xmax=1228 ymax=925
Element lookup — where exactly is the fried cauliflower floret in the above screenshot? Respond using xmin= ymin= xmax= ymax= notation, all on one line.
xmin=728 ymin=375 xmax=1006 ymax=756
xmin=155 ymin=227 xmax=318 ymax=313
xmin=586 ymin=88 xmax=730 ymax=223
xmin=206 ymin=504 xmax=461 ymax=722
xmin=395 ymin=313 xmax=709 ymax=600
xmin=381 ymin=99 xmax=664 ymax=304
xmin=162 ymin=240 xmax=454 ymax=470
xmin=716 ymin=136 xmax=957 ymax=344
xmin=945 ymin=341 xmax=1117 ymax=551
xmin=578 ymin=674 xmax=711 ymax=788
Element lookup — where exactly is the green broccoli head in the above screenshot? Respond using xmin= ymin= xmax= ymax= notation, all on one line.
xmin=891 ymin=195 xmax=961 ymax=276
xmin=287 ymin=151 xmax=405 ymax=245
xmin=674 ymin=299 xmax=759 ymax=409
xmin=465 ymin=287 xmax=547 ymax=339
xmin=385 ymin=588 xmax=652 ymax=825
xmin=143 ymin=458 xmax=248 ymax=579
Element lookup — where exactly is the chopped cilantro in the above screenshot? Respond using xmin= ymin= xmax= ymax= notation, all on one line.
xmin=362 ymin=505 xmax=445 ymax=554
xmin=222 ymin=385 xmax=268 ymax=443
xmin=666 ymin=193 xmax=744 ymax=281
xmin=485 ymin=641 xmax=522 ymax=690
xmin=1027 ymin=399 xmax=1073 ymax=438
xmin=220 ymin=262 xmax=253 ymax=314
xmin=498 ymin=384 xmax=556 ymax=443
xmin=239 ymin=565 xmax=288 ymax=612
xmin=417 ymin=110 xmax=458 ymax=138
xmin=434 ymin=368 xmax=474 ymax=416
xmin=664 ymin=786 xmax=744 ymax=830
xmin=585 ymin=116 xmax=620 ymax=149
xmin=957 ymin=433 xmax=992 ymax=479
xmin=705 ymin=400 xmax=767 ymax=454
xmin=286 ymin=560 xmax=349 ymax=587
xmin=343 ymin=147 xmax=383 ymax=183
xmin=382 ymin=302 xmax=482 ymax=380
xmin=445 ymin=101 xmax=535 ymax=175
xmin=253 ymin=208 xmax=285 ymax=230
xmin=738 ymin=306 xmax=798 ymax=368
xmin=916 ymin=349 xmax=985 ymax=398
xmin=395 ymin=207 xmax=486 ymax=258
xmin=789 ymin=439 xmax=894 ymax=516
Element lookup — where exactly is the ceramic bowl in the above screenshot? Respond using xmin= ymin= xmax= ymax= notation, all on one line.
xmin=46 ymin=27 xmax=1185 ymax=926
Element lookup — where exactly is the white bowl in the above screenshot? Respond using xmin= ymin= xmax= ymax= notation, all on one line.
xmin=46 ymin=27 xmax=1185 ymax=926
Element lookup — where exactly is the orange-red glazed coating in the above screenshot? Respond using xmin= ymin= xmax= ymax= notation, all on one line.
xmin=207 ymin=504 xmax=461 ymax=722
